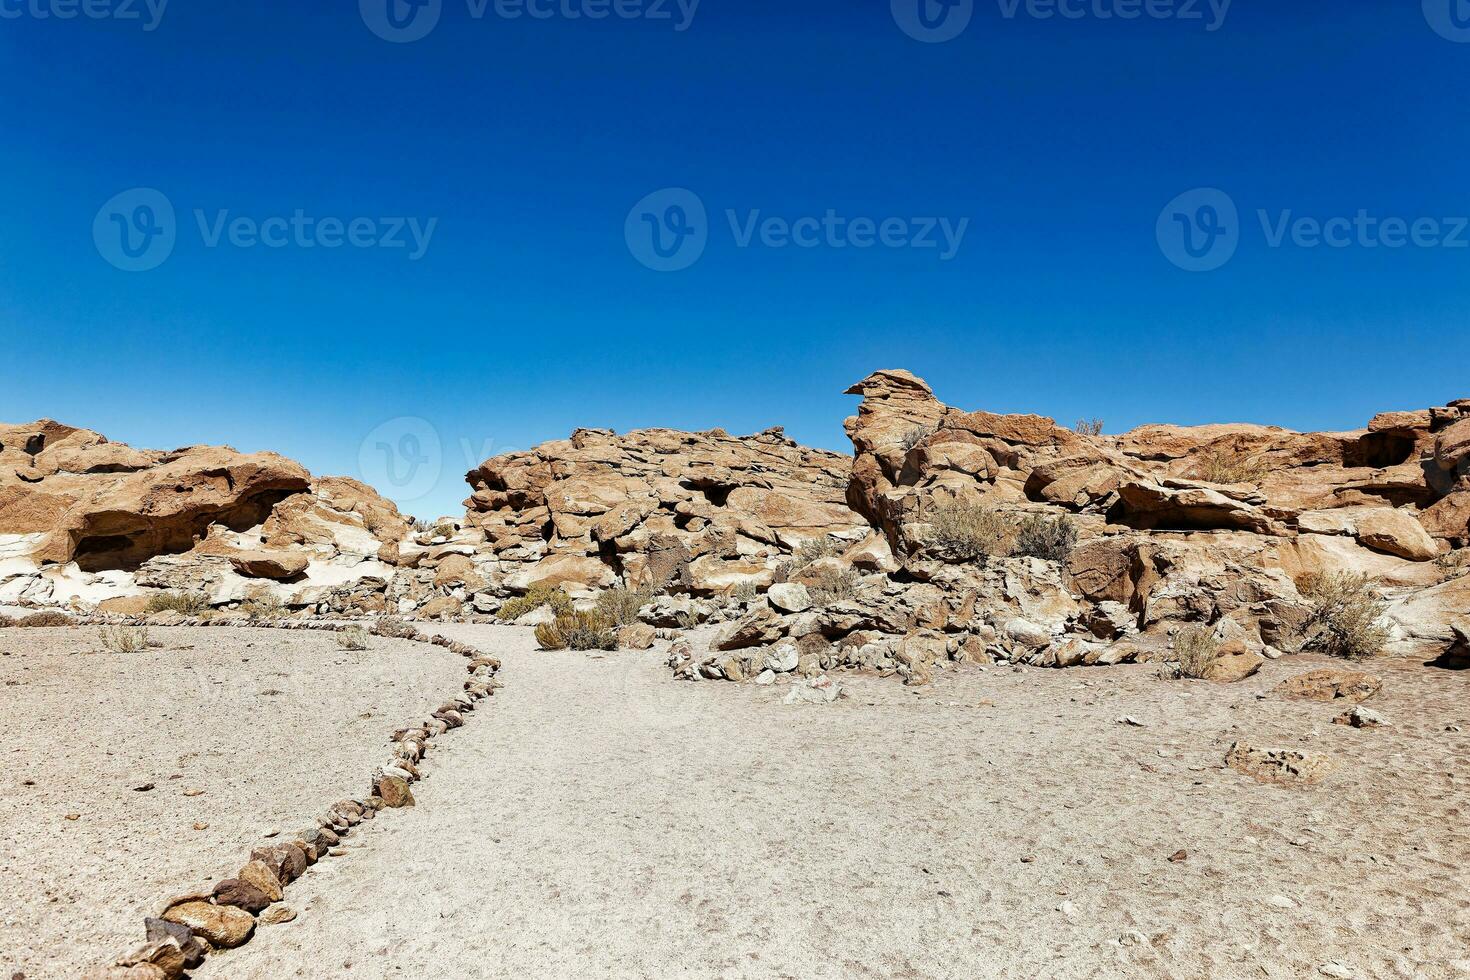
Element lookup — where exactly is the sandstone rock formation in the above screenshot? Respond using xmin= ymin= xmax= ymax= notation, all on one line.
xmin=0 ymin=420 xmax=409 ymax=611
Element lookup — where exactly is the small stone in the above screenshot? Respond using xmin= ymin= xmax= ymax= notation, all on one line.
xmin=1168 ymin=849 xmax=1188 ymax=863
xmin=1266 ymin=895 xmax=1298 ymax=909
xmin=1318 ymin=963 xmax=1353 ymax=979
xmin=191 ymin=823 xmax=208 ymax=831
xmin=754 ymin=669 xmax=775 ymax=686
xmin=263 ymin=828 xmax=279 ymax=838
xmin=133 ymin=783 xmax=155 ymax=792
xmin=238 ymin=859 xmax=285 ymax=902
xmin=259 ymin=905 xmax=297 ymax=925
xmin=64 ymin=813 xmax=80 ymax=821
xmin=1056 ymin=900 xmax=1077 ymax=918
xmin=143 ymin=918 xmax=206 ymax=969
xmin=1020 ymin=855 xmax=1035 ymax=864
xmin=1118 ymin=929 xmax=1147 ymax=947
xmin=1333 ymin=706 xmax=1388 ymax=729
xmin=1116 ymin=716 xmax=1145 ymax=727
xmin=161 ymin=899 xmax=255 ymax=949
xmin=213 ymin=878 xmax=272 ymax=914
xmin=376 ymin=775 xmax=415 ymax=808
xmin=181 ymin=789 xmax=204 ymax=797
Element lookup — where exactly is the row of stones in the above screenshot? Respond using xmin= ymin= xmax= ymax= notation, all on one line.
xmin=75 ymin=616 xmax=502 ymax=980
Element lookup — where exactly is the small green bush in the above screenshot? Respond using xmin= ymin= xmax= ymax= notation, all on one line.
xmin=144 ymin=591 xmax=209 ymax=615
xmin=1014 ymin=514 xmax=1078 ymax=562
xmin=499 ymin=584 xmax=574 ymax=621
xmin=1301 ymin=573 xmax=1390 ymax=660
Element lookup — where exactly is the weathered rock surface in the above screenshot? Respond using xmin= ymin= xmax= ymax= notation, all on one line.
xmin=1225 ymin=742 xmax=1334 ymax=786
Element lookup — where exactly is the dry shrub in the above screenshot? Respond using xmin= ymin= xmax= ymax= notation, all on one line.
xmin=1159 ymin=625 xmax=1219 ymax=680
xmin=1196 ymin=450 xmax=1270 ymax=486
xmin=0 ymin=614 xmax=13 ymax=628
xmin=411 ymin=517 xmax=432 ymax=533
xmin=790 ymin=536 xmax=844 ymax=572
xmin=1074 ymin=418 xmax=1105 ymax=437
xmin=240 ymin=587 xmax=286 ymax=619
xmin=929 ymin=503 xmax=1013 ymax=562
xmin=14 ymin=611 xmax=74 ymax=628
xmin=145 ymin=591 xmax=208 ymax=615
xmin=499 ymin=584 xmax=573 ymax=622
xmin=373 ymin=616 xmax=418 ymax=640
xmin=99 ymin=624 xmax=150 ymax=653
xmin=595 ymin=585 xmax=653 ymax=627
xmin=1301 ymin=573 xmax=1390 ymax=660
xmin=337 ymin=627 xmax=370 ymax=651
xmin=1014 ymin=514 xmax=1078 ymax=562
xmin=730 ymin=580 xmax=760 ymax=603
xmin=898 ymin=425 xmax=935 ymax=453
xmin=536 ymin=610 xmax=617 ymax=651
xmin=808 ymin=567 xmax=862 ymax=605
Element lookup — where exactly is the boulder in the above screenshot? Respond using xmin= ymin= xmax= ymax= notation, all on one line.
xmin=767 ymin=583 xmax=813 ymax=614
xmin=1225 ymin=742 xmax=1334 ymax=786
xmin=229 ymin=550 xmax=309 ymax=580
xmin=160 ymin=899 xmax=255 ymax=949
xmin=1276 ymin=669 xmax=1382 ymax=703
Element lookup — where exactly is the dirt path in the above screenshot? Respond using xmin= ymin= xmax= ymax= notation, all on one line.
xmin=192 ymin=625 xmax=1470 ymax=980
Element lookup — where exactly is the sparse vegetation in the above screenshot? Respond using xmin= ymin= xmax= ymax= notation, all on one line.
xmin=535 ymin=610 xmax=618 ymax=651
xmin=373 ymin=616 xmax=418 ymax=640
xmin=731 ymin=580 xmax=761 ymax=603
xmin=337 ymin=626 xmax=370 ymax=651
xmin=807 ymin=567 xmax=862 ymax=605
xmin=240 ymin=587 xmax=286 ymax=620
xmin=431 ymin=523 xmax=456 ymax=540
xmin=1158 ymin=625 xmax=1220 ymax=680
xmin=898 ymin=425 xmax=935 ymax=454
xmin=789 ymin=536 xmax=844 ymax=573
xmin=144 ymin=591 xmax=209 ymax=615
xmin=11 ymin=611 xmax=74 ymax=628
xmin=498 ymin=584 xmax=574 ymax=622
xmin=1074 ymin=418 xmax=1105 ymax=437
xmin=1300 ymin=573 xmax=1391 ymax=661
xmin=595 ymin=585 xmax=653 ymax=627
xmin=928 ymin=502 xmax=1014 ymax=562
xmin=411 ymin=517 xmax=432 ymax=533
xmin=98 ymin=624 xmax=150 ymax=653
xmin=1013 ymin=514 xmax=1078 ymax=562
xmin=1196 ymin=450 xmax=1271 ymax=486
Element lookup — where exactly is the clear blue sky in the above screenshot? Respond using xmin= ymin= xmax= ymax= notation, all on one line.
xmin=3 ymin=1 xmax=1468 ymax=519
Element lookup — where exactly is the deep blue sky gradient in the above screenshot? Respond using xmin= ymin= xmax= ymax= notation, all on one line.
xmin=3 ymin=1 xmax=1468 ymax=518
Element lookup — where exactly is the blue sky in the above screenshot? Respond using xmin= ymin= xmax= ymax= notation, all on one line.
xmin=3 ymin=1 xmax=1469 ymax=519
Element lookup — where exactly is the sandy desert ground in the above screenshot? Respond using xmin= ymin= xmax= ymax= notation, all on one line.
xmin=152 ymin=624 xmax=1470 ymax=980
xmin=0 ymin=624 xmax=467 ymax=980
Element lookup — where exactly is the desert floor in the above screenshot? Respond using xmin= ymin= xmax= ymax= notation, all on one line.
xmin=140 ymin=624 xmax=1470 ymax=980
xmin=0 ymin=624 xmax=466 ymax=980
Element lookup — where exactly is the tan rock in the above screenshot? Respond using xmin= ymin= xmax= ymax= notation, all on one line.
xmin=237 ymin=859 xmax=284 ymax=902
xmin=618 ymin=624 xmax=657 ymax=650
xmin=1276 ymin=669 xmax=1382 ymax=703
xmin=259 ymin=904 xmax=297 ymax=925
xmin=161 ymin=899 xmax=255 ymax=948
xmin=229 ymin=550 xmax=309 ymax=580
xmin=1225 ymin=741 xmax=1333 ymax=785
xmin=376 ymin=775 xmax=415 ymax=808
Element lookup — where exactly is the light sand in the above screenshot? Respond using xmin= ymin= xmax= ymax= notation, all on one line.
xmin=0 ymin=625 xmax=466 ymax=979
xmin=196 ymin=625 xmax=1470 ymax=980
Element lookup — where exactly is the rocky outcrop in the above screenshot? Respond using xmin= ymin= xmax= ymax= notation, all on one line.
xmin=0 ymin=421 xmax=410 ymax=612
xmin=462 ymin=426 xmax=868 ymax=599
